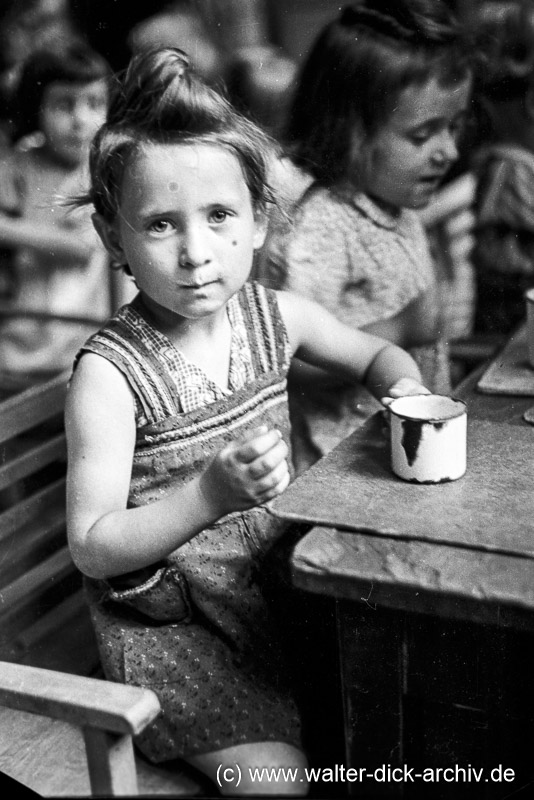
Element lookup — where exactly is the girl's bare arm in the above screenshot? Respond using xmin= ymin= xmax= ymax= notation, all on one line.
xmin=362 ymin=286 xmax=441 ymax=348
xmin=276 ymin=290 xmax=426 ymax=399
xmin=66 ymin=353 xmax=289 ymax=580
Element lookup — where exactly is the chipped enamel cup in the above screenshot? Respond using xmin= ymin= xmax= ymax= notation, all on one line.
xmin=389 ymin=394 xmax=467 ymax=483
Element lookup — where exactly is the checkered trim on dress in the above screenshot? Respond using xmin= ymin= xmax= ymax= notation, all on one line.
xmin=78 ymin=283 xmax=287 ymax=427
xmin=118 ymin=294 xmax=255 ymax=421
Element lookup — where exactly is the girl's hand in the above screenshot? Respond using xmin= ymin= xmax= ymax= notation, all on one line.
xmin=199 ymin=426 xmax=290 ymax=516
xmin=380 ymin=377 xmax=431 ymax=407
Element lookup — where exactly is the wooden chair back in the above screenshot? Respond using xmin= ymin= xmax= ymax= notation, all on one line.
xmin=0 ymin=375 xmax=205 ymax=796
xmin=0 ymin=373 xmax=100 ymax=673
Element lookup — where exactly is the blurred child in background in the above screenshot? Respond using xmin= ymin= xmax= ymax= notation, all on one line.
xmin=0 ymin=39 xmax=116 ymax=396
xmin=0 ymin=0 xmax=75 ymax=145
xmin=470 ymin=0 xmax=534 ymax=335
xmin=258 ymin=0 xmax=472 ymax=472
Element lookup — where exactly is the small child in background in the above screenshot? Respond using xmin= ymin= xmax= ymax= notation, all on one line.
xmin=258 ymin=0 xmax=472 ymax=472
xmin=470 ymin=0 xmax=534 ymax=335
xmin=66 ymin=47 xmax=429 ymax=794
xmin=0 ymin=39 xmax=114 ymax=396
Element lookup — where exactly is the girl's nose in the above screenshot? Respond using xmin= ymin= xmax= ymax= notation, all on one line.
xmin=433 ymin=131 xmax=459 ymax=167
xmin=179 ymin=229 xmax=211 ymax=268
xmin=71 ymin=101 xmax=94 ymax=129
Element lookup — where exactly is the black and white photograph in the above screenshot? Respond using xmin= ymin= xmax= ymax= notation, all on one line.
xmin=0 ymin=2 xmax=533 ymax=798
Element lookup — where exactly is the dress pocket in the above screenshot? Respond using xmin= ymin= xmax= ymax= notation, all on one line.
xmin=106 ymin=566 xmax=193 ymax=623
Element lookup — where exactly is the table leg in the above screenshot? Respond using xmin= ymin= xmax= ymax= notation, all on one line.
xmin=336 ymin=599 xmax=534 ymax=800
xmin=336 ymin=599 xmax=405 ymax=798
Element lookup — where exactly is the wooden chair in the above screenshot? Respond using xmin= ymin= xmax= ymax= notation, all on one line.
xmin=0 ymin=375 xmax=206 ymax=796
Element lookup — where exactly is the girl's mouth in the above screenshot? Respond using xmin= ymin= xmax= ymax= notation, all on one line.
xmin=178 ymin=280 xmax=216 ymax=290
xmin=420 ymin=173 xmax=445 ymax=185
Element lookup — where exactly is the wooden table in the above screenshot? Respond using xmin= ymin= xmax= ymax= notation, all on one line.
xmin=270 ymin=362 xmax=534 ymax=799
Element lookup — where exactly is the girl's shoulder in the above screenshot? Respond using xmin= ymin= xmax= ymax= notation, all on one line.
xmin=66 ymin=349 xmax=136 ymax=440
xmin=238 ymin=282 xmax=292 ymax=365
xmin=75 ymin=299 xmax=183 ymax=426
xmin=287 ymin=183 xmax=357 ymax=236
xmin=269 ymin=156 xmax=315 ymax=211
xmin=0 ymin=143 xmax=55 ymax=211
xmin=292 ymin=186 xmax=419 ymax=241
xmin=1 ymin=140 xmax=83 ymax=203
xmin=11 ymin=140 xmax=52 ymax=173
xmin=238 ymin=280 xmax=287 ymax=329
xmin=77 ymin=298 xmax=157 ymax=368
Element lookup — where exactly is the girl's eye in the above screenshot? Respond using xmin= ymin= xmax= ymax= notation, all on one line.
xmin=88 ymin=95 xmax=107 ymax=112
xmin=52 ymin=99 xmax=73 ymax=114
xmin=410 ymin=129 xmax=432 ymax=145
xmin=210 ymin=209 xmax=230 ymax=224
xmin=149 ymin=219 xmax=172 ymax=234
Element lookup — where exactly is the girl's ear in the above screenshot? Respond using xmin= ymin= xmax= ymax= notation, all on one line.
xmin=92 ymin=213 xmax=126 ymax=265
xmin=252 ymin=209 xmax=268 ymax=250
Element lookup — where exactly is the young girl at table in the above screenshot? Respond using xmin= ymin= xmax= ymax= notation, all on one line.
xmin=0 ymin=39 xmax=113 ymax=396
xmin=65 ymin=47 xmax=429 ymax=795
xmin=258 ymin=0 xmax=473 ymax=471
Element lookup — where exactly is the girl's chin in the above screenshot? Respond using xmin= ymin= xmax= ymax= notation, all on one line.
xmin=407 ymin=188 xmax=438 ymax=210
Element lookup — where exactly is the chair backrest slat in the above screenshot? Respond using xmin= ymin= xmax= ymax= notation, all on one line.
xmin=0 ymin=374 xmax=68 ymax=445
xmin=0 ymin=478 xmax=66 ymax=542
xmin=15 ymin=589 xmax=85 ymax=652
xmin=1 ymin=547 xmax=74 ymax=617
xmin=0 ymin=374 xmax=96 ymax=674
xmin=0 ymin=433 xmax=66 ymax=490
xmin=0 ymin=509 xmax=66 ymax=589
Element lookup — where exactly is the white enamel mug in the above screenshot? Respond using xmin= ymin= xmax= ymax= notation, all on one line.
xmin=389 ymin=394 xmax=467 ymax=483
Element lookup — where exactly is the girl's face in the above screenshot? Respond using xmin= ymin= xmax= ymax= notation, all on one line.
xmin=361 ymin=74 xmax=472 ymax=211
xmin=40 ymin=79 xmax=108 ymax=167
xmin=99 ymin=143 xmax=266 ymax=326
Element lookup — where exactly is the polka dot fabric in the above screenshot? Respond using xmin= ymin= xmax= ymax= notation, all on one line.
xmin=79 ymin=283 xmax=302 ymax=760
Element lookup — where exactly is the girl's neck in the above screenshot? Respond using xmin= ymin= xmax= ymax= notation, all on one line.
xmin=138 ymin=292 xmax=233 ymax=390
xmin=138 ymin=292 xmax=229 ymax=347
xmin=39 ymin=141 xmax=83 ymax=173
xmin=336 ymin=177 xmax=402 ymax=218
xmin=366 ymin=191 xmax=402 ymax=218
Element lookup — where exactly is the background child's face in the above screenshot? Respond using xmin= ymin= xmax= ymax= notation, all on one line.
xmin=361 ymin=74 xmax=471 ymax=211
xmin=99 ymin=142 xmax=266 ymax=322
xmin=39 ymin=79 xmax=108 ymax=167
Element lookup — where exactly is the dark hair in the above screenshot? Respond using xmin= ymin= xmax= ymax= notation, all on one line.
xmin=471 ymin=1 xmax=534 ymax=102
xmin=285 ymin=0 xmax=472 ymax=185
xmin=13 ymin=38 xmax=111 ymax=142
xmin=86 ymin=47 xmax=277 ymax=223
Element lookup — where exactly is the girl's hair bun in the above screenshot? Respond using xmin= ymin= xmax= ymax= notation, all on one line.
xmin=107 ymin=47 xmax=227 ymax=134
xmin=83 ymin=47 xmax=278 ymax=223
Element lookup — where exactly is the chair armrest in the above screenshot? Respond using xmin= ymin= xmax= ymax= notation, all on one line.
xmin=0 ymin=661 xmax=160 ymax=736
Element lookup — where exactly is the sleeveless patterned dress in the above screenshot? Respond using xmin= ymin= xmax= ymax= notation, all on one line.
xmin=77 ymin=282 xmax=302 ymax=761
